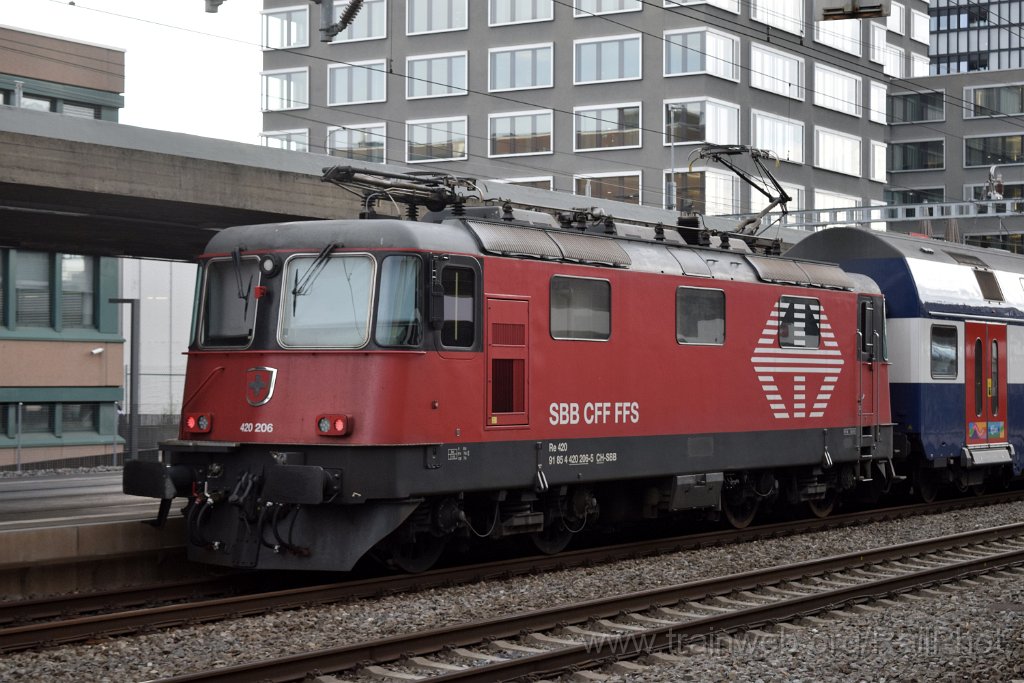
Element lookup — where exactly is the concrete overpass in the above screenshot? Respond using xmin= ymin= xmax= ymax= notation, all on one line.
xmin=0 ymin=107 xmax=363 ymax=260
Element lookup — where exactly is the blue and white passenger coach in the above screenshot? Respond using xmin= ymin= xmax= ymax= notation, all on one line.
xmin=789 ymin=227 xmax=1024 ymax=499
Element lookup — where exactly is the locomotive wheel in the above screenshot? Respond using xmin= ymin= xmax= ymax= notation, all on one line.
xmin=807 ymin=490 xmax=837 ymax=518
xmin=722 ymin=495 xmax=759 ymax=529
xmin=385 ymin=533 xmax=447 ymax=573
xmin=530 ymin=521 xmax=573 ymax=555
xmin=915 ymin=472 xmax=939 ymax=503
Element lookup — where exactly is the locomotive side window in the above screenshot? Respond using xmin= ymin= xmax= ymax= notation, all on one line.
xmin=280 ymin=254 xmax=374 ymax=348
xmin=376 ymin=255 xmax=423 ymax=347
xmin=676 ymin=287 xmax=725 ymax=345
xmin=930 ymin=325 xmax=958 ymax=379
xmin=441 ymin=266 xmax=476 ymax=347
xmin=550 ymin=276 xmax=611 ymax=341
xmin=201 ymin=257 xmax=260 ymax=348
xmin=777 ymin=296 xmax=820 ymax=349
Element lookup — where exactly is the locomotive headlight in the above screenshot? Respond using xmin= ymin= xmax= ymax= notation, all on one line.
xmin=259 ymin=254 xmax=281 ymax=278
xmin=316 ymin=414 xmax=351 ymax=436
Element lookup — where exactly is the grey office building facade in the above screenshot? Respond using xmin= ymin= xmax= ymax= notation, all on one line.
xmin=260 ymin=1 xmax=929 ymax=218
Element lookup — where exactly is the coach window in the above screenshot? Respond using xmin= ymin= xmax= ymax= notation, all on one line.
xmin=676 ymin=287 xmax=724 ymax=344
xmin=778 ymin=296 xmax=820 ymax=348
xmin=376 ymin=255 xmax=423 ymax=347
xmin=441 ymin=266 xmax=476 ymax=347
xmin=550 ymin=276 xmax=610 ymax=340
xmin=930 ymin=325 xmax=957 ymax=379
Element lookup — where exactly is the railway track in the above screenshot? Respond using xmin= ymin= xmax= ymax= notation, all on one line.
xmin=156 ymin=522 xmax=1024 ymax=683
xmin=2 ymin=490 xmax=1022 ymax=654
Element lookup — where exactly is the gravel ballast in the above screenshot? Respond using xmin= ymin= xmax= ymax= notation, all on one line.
xmin=2 ymin=500 xmax=1024 ymax=682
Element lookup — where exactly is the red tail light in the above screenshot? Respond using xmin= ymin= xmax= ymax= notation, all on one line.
xmin=316 ymin=414 xmax=351 ymax=436
xmin=185 ymin=413 xmax=212 ymax=434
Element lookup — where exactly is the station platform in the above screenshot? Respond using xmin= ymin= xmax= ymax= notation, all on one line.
xmin=0 ymin=472 xmax=193 ymax=597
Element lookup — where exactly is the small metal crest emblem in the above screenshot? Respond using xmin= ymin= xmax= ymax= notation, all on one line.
xmin=245 ymin=367 xmax=278 ymax=407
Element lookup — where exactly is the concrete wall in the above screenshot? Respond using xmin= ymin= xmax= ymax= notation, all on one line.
xmin=0 ymin=26 xmax=124 ymax=94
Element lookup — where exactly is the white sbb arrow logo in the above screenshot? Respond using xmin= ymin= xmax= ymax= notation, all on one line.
xmin=751 ymin=299 xmax=844 ymax=419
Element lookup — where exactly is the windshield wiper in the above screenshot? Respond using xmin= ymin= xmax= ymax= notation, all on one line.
xmin=231 ymin=247 xmax=253 ymax=322
xmin=292 ymin=242 xmax=337 ymax=315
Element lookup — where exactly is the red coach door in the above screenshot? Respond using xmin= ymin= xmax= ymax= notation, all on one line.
xmin=965 ymin=321 xmax=1008 ymax=448
xmin=486 ymin=297 xmax=529 ymax=427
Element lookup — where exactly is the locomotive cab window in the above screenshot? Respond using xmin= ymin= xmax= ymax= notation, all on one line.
xmin=441 ymin=266 xmax=476 ymax=348
xmin=676 ymin=287 xmax=725 ymax=345
xmin=201 ymin=256 xmax=261 ymax=348
xmin=280 ymin=253 xmax=374 ymax=348
xmin=930 ymin=325 xmax=957 ymax=379
xmin=778 ymin=296 xmax=820 ymax=349
xmin=550 ymin=276 xmax=610 ymax=341
xmin=376 ymin=255 xmax=423 ymax=347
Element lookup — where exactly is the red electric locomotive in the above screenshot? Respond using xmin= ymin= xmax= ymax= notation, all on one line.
xmin=124 ymin=164 xmax=893 ymax=572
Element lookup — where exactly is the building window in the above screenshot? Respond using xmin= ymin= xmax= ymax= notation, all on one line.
xmin=664 ymin=28 xmax=740 ymax=81
xmin=883 ymin=45 xmax=904 ymax=78
xmin=750 ymin=44 xmax=804 ymax=100
xmin=664 ymin=0 xmax=739 ymax=13
xmin=328 ymin=124 xmax=386 ymax=163
xmin=815 ymin=127 xmax=861 ymax=177
xmin=574 ymin=103 xmax=641 ymax=151
xmin=778 ymin=183 xmax=805 ymax=212
xmin=885 ymin=188 xmax=944 ymax=205
xmin=870 ymin=141 xmax=887 ymax=182
xmin=262 ymin=6 xmax=309 ymax=49
xmin=814 ymin=18 xmax=860 ymax=56
xmin=815 ymin=189 xmax=860 ymax=222
xmin=870 ymin=81 xmax=888 ymax=124
xmin=328 ymin=61 xmax=387 ymax=105
xmin=911 ymin=53 xmax=929 ymax=78
xmin=489 ymin=110 xmax=552 ymax=157
xmin=574 ymin=172 xmax=641 ymax=204
xmin=333 ymin=0 xmax=387 ymax=42
xmin=931 ymin=325 xmax=958 ymax=379
xmin=61 ymin=255 xmax=94 ymax=328
xmin=489 ymin=0 xmax=553 ymax=25
xmin=441 ymin=266 xmax=475 ymax=347
xmin=869 ymin=22 xmax=887 ymax=64
xmin=676 ymin=287 xmax=724 ymax=345
xmin=751 ymin=0 xmax=803 ymax=36
xmin=574 ymin=0 xmax=641 ymax=16
xmin=261 ymin=129 xmax=309 ymax=152
xmin=407 ymin=0 xmax=468 ymax=34
xmin=550 ymin=276 xmax=610 ymax=341
xmin=889 ymin=91 xmax=944 ymax=124
xmin=887 ymin=1 xmax=905 ymax=34
xmin=814 ymin=64 xmax=861 ymax=117
xmin=910 ymin=9 xmax=929 ymax=44
xmin=493 ymin=177 xmax=553 ymax=190
xmin=967 ymin=84 xmax=1024 ymax=118
xmin=62 ymin=403 xmax=98 ymax=432
xmin=665 ymin=169 xmax=738 ymax=214
xmin=489 ymin=44 xmax=553 ymax=91
xmin=16 ymin=251 xmax=51 ymax=328
xmin=778 ymin=296 xmax=820 ymax=349
xmin=407 ymin=117 xmax=468 ymax=162
xmin=574 ymin=34 xmax=642 ymax=84
xmin=752 ymin=110 xmax=804 ymax=164
xmin=261 ymin=68 xmax=308 ymax=111
xmin=407 ymin=52 xmax=467 ymax=99
xmin=965 ymin=135 xmax=1024 ymax=167
xmin=665 ymin=99 xmax=739 ymax=146
xmin=20 ymin=404 xmax=54 ymax=434
xmin=62 ymin=102 xmax=99 ymax=119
